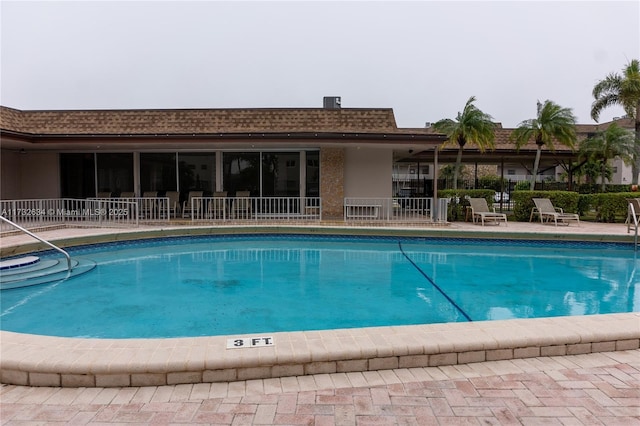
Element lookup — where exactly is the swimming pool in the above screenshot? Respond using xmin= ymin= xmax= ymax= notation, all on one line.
xmin=1 ymin=234 xmax=638 ymax=338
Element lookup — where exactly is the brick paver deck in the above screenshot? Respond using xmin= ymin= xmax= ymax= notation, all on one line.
xmin=1 ymin=350 xmax=638 ymax=425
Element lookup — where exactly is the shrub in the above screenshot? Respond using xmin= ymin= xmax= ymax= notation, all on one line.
xmin=576 ymin=184 xmax=635 ymax=194
xmin=514 ymin=180 xmax=531 ymax=191
xmin=477 ymin=175 xmax=507 ymax=191
xmin=580 ymin=192 xmax=636 ymax=222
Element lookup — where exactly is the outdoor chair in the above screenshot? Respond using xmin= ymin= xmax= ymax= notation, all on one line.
xmin=165 ymin=191 xmax=181 ymax=218
xmin=626 ymin=198 xmax=640 ymax=233
xmin=531 ymin=198 xmax=579 ymax=226
xmin=182 ymin=191 xmax=204 ymax=218
xmin=468 ymin=198 xmax=507 ymax=226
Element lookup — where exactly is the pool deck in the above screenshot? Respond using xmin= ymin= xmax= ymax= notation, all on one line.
xmin=1 ymin=221 xmax=639 ymax=424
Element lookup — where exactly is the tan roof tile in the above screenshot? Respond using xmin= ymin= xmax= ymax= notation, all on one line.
xmin=1 ymin=106 xmax=400 ymax=135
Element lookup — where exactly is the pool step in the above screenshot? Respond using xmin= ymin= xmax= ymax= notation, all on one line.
xmin=0 ymin=258 xmax=61 ymax=276
xmin=0 ymin=257 xmax=97 ymax=290
xmin=0 ymin=255 xmax=41 ymax=270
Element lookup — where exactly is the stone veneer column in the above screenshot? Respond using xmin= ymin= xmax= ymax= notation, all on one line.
xmin=320 ymin=147 xmax=344 ymax=220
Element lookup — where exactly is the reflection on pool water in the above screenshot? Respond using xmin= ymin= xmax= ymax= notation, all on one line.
xmin=1 ymin=235 xmax=638 ymax=338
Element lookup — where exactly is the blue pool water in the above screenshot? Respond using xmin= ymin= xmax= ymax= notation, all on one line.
xmin=1 ymin=235 xmax=638 ymax=338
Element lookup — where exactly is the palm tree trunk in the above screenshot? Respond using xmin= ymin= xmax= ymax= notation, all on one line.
xmin=634 ymin=101 xmax=640 ymax=185
xmin=453 ymin=146 xmax=463 ymax=190
xmin=530 ymin=146 xmax=542 ymax=190
xmin=601 ymin=161 xmax=607 ymax=192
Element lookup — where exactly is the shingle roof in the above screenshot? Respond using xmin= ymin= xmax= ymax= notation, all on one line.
xmin=0 ymin=106 xmax=401 ymax=135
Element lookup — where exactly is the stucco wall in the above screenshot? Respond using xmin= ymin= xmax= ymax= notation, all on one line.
xmin=344 ymin=147 xmax=391 ymax=198
xmin=319 ymin=147 xmax=344 ymax=220
xmin=22 ymin=153 xmax=60 ymax=198
xmin=1 ymin=152 xmax=60 ymax=199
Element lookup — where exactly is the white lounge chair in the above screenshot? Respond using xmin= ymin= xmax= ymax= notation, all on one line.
xmin=532 ymin=198 xmax=579 ymax=226
xmin=468 ymin=198 xmax=507 ymax=226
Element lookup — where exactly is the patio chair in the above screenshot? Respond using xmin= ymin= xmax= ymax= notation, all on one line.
xmin=208 ymin=191 xmax=228 ymax=220
xmin=468 ymin=198 xmax=507 ymax=226
xmin=532 ymin=198 xmax=579 ymax=226
xmin=232 ymin=191 xmax=252 ymax=219
xmin=165 ymin=191 xmax=181 ymax=218
xmin=182 ymin=191 xmax=203 ymax=218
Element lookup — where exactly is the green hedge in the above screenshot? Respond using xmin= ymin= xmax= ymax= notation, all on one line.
xmin=580 ymin=192 xmax=637 ymax=222
xmin=439 ymin=189 xmax=495 ymax=221
xmin=510 ymin=190 xmax=636 ymax=222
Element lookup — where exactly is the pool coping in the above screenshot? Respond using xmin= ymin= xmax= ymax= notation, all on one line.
xmin=1 ymin=225 xmax=639 ymax=387
xmin=2 ymin=313 xmax=639 ymax=387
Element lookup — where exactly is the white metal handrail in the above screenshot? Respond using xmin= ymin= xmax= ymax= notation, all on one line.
xmin=0 ymin=215 xmax=72 ymax=272
xmin=627 ymin=199 xmax=640 ymax=251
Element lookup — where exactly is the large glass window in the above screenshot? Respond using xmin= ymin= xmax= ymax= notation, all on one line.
xmin=177 ymin=153 xmax=216 ymax=194
xmin=306 ymin=151 xmax=320 ymax=197
xmin=60 ymin=153 xmax=95 ymax=198
xmin=222 ymin=152 xmax=260 ymax=196
xmin=140 ymin=153 xmax=177 ymax=193
xmin=262 ymin=152 xmax=300 ymax=197
xmin=96 ymin=153 xmax=133 ymax=196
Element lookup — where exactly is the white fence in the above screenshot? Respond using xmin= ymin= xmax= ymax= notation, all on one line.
xmin=1 ymin=196 xmax=450 ymax=231
xmin=0 ymin=198 xmax=158 ymax=231
xmin=187 ymin=197 xmax=322 ymax=222
xmin=344 ymin=197 xmax=448 ymax=223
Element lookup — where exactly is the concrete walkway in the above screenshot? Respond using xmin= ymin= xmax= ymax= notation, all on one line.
xmin=1 ymin=221 xmax=639 ymax=424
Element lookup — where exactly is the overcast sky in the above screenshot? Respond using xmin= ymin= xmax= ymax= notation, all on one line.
xmin=1 ymin=1 xmax=638 ymax=128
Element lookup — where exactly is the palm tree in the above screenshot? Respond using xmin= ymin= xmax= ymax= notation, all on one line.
xmin=580 ymin=123 xmax=636 ymax=191
xmin=511 ymin=100 xmax=577 ymax=190
xmin=433 ymin=96 xmax=495 ymax=189
xmin=591 ymin=59 xmax=640 ymax=184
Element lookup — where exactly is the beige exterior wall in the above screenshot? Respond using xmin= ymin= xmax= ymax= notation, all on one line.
xmin=0 ymin=152 xmax=59 ymax=199
xmin=22 ymin=153 xmax=60 ymax=198
xmin=344 ymin=147 xmax=392 ymax=198
xmin=319 ymin=147 xmax=344 ymax=220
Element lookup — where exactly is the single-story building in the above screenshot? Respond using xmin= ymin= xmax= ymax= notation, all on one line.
xmin=0 ymin=98 xmax=446 ymax=220
xmin=1 ymin=98 xmax=633 ymax=222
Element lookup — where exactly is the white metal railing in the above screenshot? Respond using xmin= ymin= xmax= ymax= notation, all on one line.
xmin=1 ymin=196 xmax=451 ymax=228
xmin=188 ymin=197 xmax=322 ymax=222
xmin=0 ymin=215 xmax=72 ymax=271
xmin=116 ymin=197 xmax=170 ymax=221
xmin=627 ymin=198 xmax=640 ymax=250
xmin=0 ymin=198 xmax=143 ymax=231
xmin=344 ymin=197 xmax=449 ymax=223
